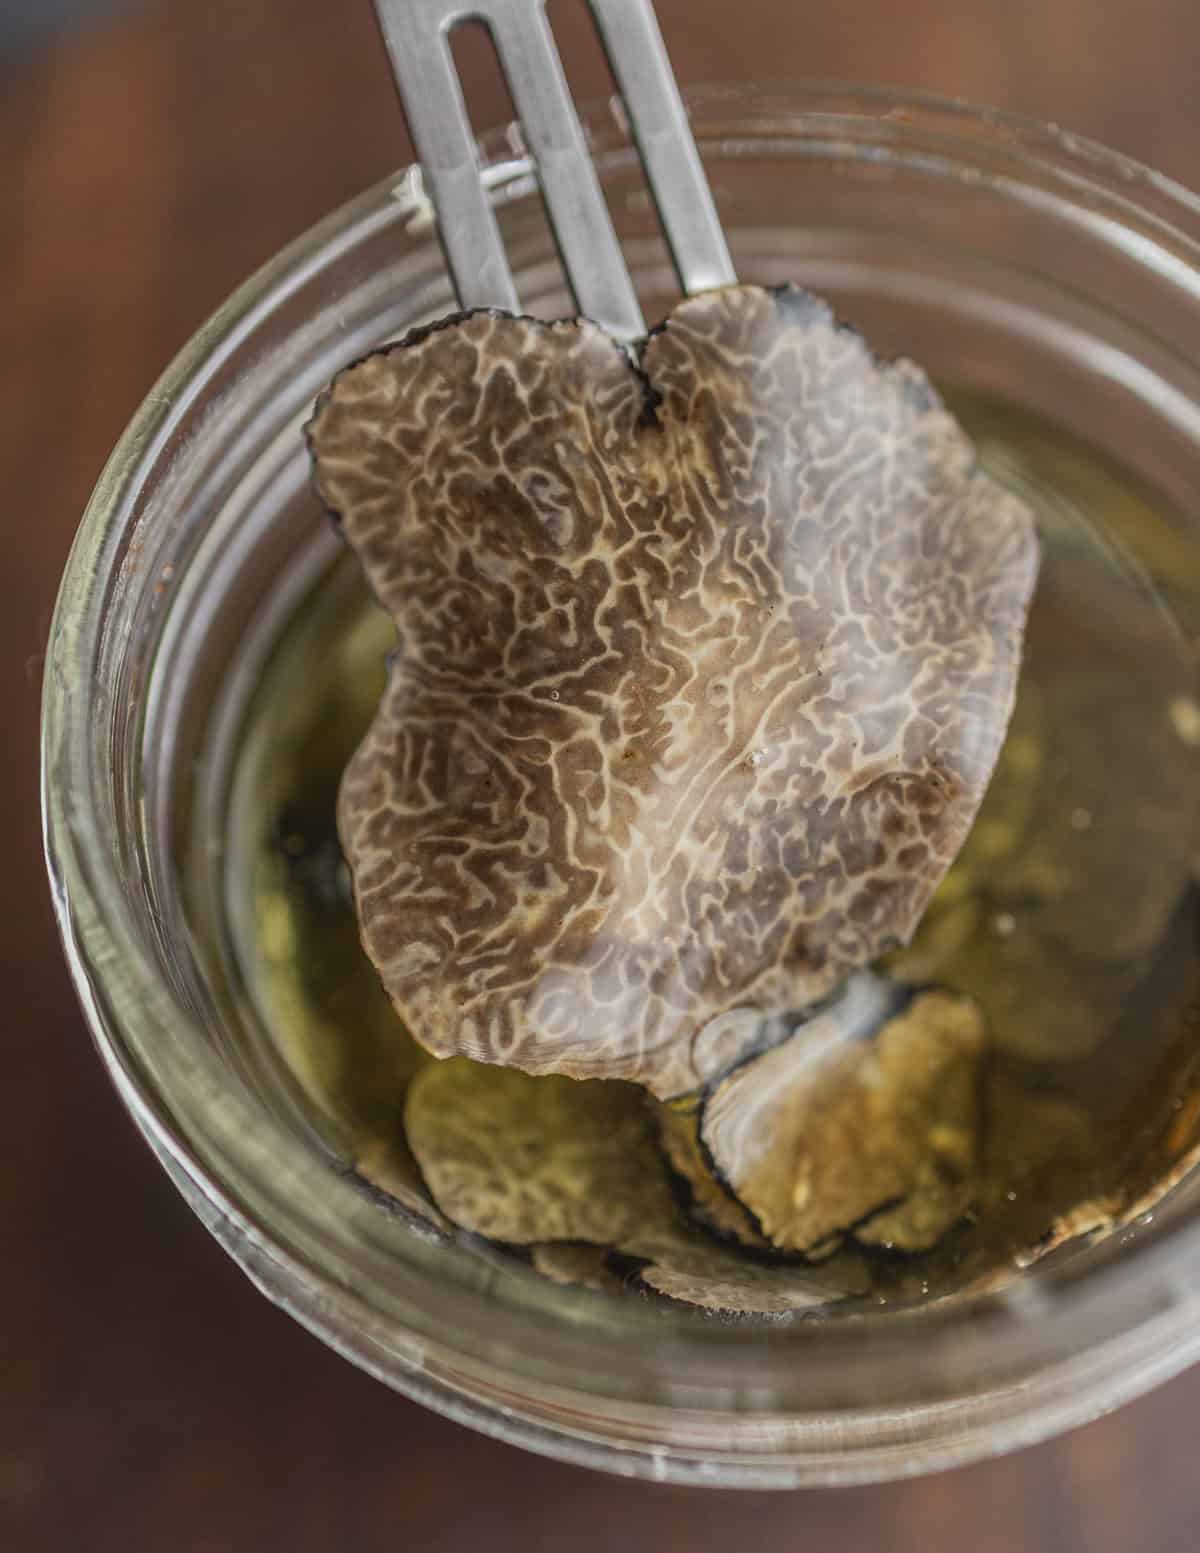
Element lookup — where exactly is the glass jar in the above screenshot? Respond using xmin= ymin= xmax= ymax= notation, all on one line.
xmin=41 ymin=84 xmax=1200 ymax=1488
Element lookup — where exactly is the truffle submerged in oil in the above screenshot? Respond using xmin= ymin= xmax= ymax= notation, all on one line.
xmin=223 ymin=391 xmax=1200 ymax=1311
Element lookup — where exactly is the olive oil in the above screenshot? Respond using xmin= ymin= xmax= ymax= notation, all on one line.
xmin=221 ymin=390 xmax=1200 ymax=1307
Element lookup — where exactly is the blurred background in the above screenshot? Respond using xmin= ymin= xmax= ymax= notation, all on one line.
xmin=5 ymin=1 xmax=1200 ymax=1548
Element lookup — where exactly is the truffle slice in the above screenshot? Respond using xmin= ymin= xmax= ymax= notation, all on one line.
xmin=852 ymin=1156 xmax=974 ymax=1253
xmin=403 ymin=1058 xmax=679 ymax=1247
xmin=531 ymin=1243 xmax=625 ymax=1293
xmin=701 ymin=985 xmax=985 ymax=1254
xmin=309 ymin=284 xmax=1039 ymax=1099
xmin=402 ymin=1055 xmax=866 ymax=1312
xmin=653 ymin=1102 xmax=771 ymax=1250
xmin=354 ymin=1128 xmax=449 ymax=1233
xmin=636 ymin=1238 xmax=864 ymax=1315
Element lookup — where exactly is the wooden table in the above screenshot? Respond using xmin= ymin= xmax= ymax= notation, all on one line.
xmin=5 ymin=1 xmax=1199 ymax=1546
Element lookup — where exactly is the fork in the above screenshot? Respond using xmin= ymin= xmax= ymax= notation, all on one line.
xmin=371 ymin=0 xmax=736 ymax=340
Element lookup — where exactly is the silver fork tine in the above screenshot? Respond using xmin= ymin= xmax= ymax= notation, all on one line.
xmin=373 ymin=0 xmax=520 ymax=313
xmin=486 ymin=0 xmax=644 ymax=338
xmin=588 ymin=0 xmax=735 ymax=295
xmin=373 ymin=0 xmax=730 ymax=339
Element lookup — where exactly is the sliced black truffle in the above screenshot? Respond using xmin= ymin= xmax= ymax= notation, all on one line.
xmin=402 ymin=1054 xmax=865 ymax=1312
xmin=403 ymin=1058 xmax=677 ymax=1246
xmin=653 ymin=1101 xmax=770 ymax=1250
xmin=354 ymin=1128 xmax=449 ymax=1232
xmin=530 ymin=1242 xmax=624 ymax=1293
xmin=701 ymin=985 xmax=985 ymax=1254
xmin=307 ymin=285 xmax=1039 ymax=1098
xmin=636 ymin=1236 xmax=866 ymax=1315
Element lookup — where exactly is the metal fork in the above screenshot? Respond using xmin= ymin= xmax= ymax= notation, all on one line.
xmin=372 ymin=0 xmax=735 ymax=340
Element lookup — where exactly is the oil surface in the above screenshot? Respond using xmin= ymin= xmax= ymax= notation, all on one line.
xmin=222 ymin=390 xmax=1200 ymax=1306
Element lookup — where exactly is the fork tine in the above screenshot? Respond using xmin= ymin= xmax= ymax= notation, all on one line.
xmin=374 ymin=0 xmax=732 ymax=338
xmin=486 ymin=2 xmax=645 ymax=338
xmin=587 ymin=0 xmax=736 ymax=295
xmin=373 ymin=0 xmax=519 ymax=312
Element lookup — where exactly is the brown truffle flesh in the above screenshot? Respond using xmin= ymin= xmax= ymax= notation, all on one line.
xmin=353 ymin=1128 xmax=449 ymax=1233
xmin=653 ymin=1101 xmax=772 ymax=1250
xmin=701 ymin=985 xmax=986 ymax=1254
xmin=402 ymin=1055 xmax=863 ymax=1313
xmin=530 ymin=1242 xmax=625 ymax=1293
xmin=308 ymin=284 xmax=1038 ymax=1100
xmin=403 ymin=1058 xmax=676 ymax=1247
xmin=636 ymin=1238 xmax=866 ymax=1315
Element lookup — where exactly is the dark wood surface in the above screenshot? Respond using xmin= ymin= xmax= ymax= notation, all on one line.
xmin=6 ymin=1 xmax=1200 ymax=1547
